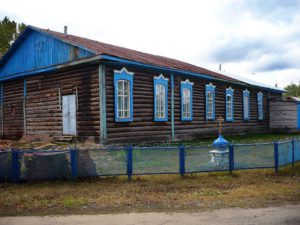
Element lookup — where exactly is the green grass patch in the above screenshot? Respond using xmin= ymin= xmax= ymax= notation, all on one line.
xmin=0 ymin=162 xmax=299 ymax=216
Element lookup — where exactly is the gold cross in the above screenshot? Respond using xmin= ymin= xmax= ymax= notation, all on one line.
xmin=217 ymin=116 xmax=224 ymax=134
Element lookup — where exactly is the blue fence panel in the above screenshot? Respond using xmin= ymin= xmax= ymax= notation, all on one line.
xmin=295 ymin=140 xmax=300 ymax=162
xmin=0 ymin=151 xmax=13 ymax=181
xmin=79 ymin=148 xmax=127 ymax=176
xmin=19 ymin=150 xmax=71 ymax=181
xmin=233 ymin=143 xmax=274 ymax=169
xmin=278 ymin=141 xmax=293 ymax=166
xmin=185 ymin=146 xmax=229 ymax=173
xmin=132 ymin=147 xmax=179 ymax=174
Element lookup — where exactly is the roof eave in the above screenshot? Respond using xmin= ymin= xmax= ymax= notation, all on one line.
xmin=100 ymin=54 xmax=284 ymax=94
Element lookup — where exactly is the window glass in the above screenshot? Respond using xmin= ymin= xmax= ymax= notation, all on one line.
xmin=182 ymin=88 xmax=191 ymax=118
xmin=226 ymin=94 xmax=232 ymax=119
xmin=207 ymin=91 xmax=213 ymax=119
xmin=155 ymin=84 xmax=166 ymax=118
xmin=117 ymin=80 xmax=130 ymax=118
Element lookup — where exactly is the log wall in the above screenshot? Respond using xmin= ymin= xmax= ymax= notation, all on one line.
xmin=105 ymin=65 xmax=281 ymax=143
xmin=25 ymin=64 xmax=100 ymax=141
xmin=0 ymin=64 xmax=100 ymax=141
xmin=2 ymin=79 xmax=24 ymax=139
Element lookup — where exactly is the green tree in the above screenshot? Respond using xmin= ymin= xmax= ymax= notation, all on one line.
xmin=284 ymin=82 xmax=300 ymax=98
xmin=0 ymin=16 xmax=26 ymax=58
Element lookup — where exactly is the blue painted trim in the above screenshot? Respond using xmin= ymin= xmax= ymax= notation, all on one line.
xmin=0 ymin=55 xmax=102 ymax=82
xmin=154 ymin=74 xmax=168 ymax=122
xmin=205 ymin=83 xmax=215 ymax=120
xmin=179 ymin=145 xmax=185 ymax=176
xmin=297 ymin=103 xmax=300 ymax=130
xmin=243 ymin=90 xmax=250 ymax=121
xmin=114 ymin=67 xmax=134 ymax=122
xmin=180 ymin=79 xmax=193 ymax=121
xmin=225 ymin=87 xmax=234 ymax=122
xmin=127 ymin=145 xmax=133 ymax=182
xmin=171 ymin=73 xmax=175 ymax=139
xmin=101 ymin=55 xmax=284 ymax=94
xmin=99 ymin=64 xmax=107 ymax=141
xmin=0 ymin=83 xmax=3 ymax=106
xmin=257 ymin=92 xmax=263 ymax=120
xmin=23 ymin=79 xmax=27 ymax=97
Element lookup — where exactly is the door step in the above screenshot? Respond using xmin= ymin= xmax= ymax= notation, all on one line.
xmin=53 ymin=135 xmax=76 ymax=143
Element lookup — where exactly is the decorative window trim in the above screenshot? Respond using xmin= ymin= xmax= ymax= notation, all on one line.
xmin=154 ymin=74 xmax=168 ymax=122
xmin=225 ymin=87 xmax=234 ymax=122
xmin=181 ymin=79 xmax=193 ymax=121
xmin=114 ymin=67 xmax=134 ymax=122
xmin=243 ymin=89 xmax=250 ymax=121
xmin=205 ymin=83 xmax=216 ymax=120
xmin=257 ymin=91 xmax=263 ymax=120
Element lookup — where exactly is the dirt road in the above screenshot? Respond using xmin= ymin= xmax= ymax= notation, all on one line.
xmin=1 ymin=204 xmax=300 ymax=225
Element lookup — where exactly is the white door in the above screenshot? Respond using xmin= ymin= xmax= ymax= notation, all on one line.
xmin=62 ymin=95 xmax=77 ymax=135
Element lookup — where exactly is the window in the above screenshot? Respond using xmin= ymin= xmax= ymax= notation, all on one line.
xmin=114 ymin=67 xmax=134 ymax=122
xmin=243 ymin=89 xmax=250 ymax=120
xmin=226 ymin=87 xmax=234 ymax=121
xmin=154 ymin=74 xmax=168 ymax=121
xmin=206 ymin=83 xmax=215 ymax=120
xmin=257 ymin=92 xmax=263 ymax=120
xmin=181 ymin=79 xmax=193 ymax=121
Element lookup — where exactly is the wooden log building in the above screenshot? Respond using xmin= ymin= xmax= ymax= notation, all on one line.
xmin=0 ymin=26 xmax=285 ymax=143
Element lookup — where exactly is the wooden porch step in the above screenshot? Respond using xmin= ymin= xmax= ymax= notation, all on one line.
xmin=53 ymin=135 xmax=76 ymax=143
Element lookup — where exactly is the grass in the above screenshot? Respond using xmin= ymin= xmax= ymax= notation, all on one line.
xmin=175 ymin=132 xmax=300 ymax=146
xmin=0 ymin=162 xmax=299 ymax=216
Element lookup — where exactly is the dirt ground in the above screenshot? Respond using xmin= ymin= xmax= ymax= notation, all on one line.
xmin=1 ymin=204 xmax=299 ymax=225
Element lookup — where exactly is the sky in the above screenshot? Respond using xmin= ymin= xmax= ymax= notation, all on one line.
xmin=1 ymin=0 xmax=300 ymax=89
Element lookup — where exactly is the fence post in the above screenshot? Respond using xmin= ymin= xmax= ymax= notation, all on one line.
xmin=70 ymin=146 xmax=78 ymax=179
xmin=292 ymin=138 xmax=295 ymax=167
xmin=274 ymin=141 xmax=279 ymax=174
xmin=127 ymin=145 xmax=133 ymax=182
xmin=179 ymin=145 xmax=185 ymax=177
xmin=229 ymin=144 xmax=234 ymax=174
xmin=11 ymin=148 xmax=20 ymax=183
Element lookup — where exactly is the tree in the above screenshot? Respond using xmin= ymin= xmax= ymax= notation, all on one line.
xmin=0 ymin=16 xmax=26 ymax=58
xmin=284 ymin=82 xmax=300 ymax=98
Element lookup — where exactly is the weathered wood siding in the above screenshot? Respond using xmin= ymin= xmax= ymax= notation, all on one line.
xmin=105 ymin=65 xmax=280 ymax=143
xmin=105 ymin=66 xmax=172 ymax=143
xmin=25 ymin=64 xmax=100 ymax=141
xmin=0 ymin=64 xmax=100 ymax=140
xmin=270 ymin=100 xmax=298 ymax=130
xmin=2 ymin=79 xmax=24 ymax=139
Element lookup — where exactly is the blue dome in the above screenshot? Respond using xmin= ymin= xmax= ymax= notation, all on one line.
xmin=213 ymin=134 xmax=229 ymax=147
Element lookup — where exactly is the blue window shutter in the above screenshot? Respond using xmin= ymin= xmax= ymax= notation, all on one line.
xmin=113 ymin=67 xmax=134 ymax=122
xmin=153 ymin=74 xmax=168 ymax=122
xmin=180 ymin=79 xmax=193 ymax=121
xmin=205 ymin=83 xmax=216 ymax=120
xmin=225 ymin=87 xmax=234 ymax=122
xmin=243 ymin=89 xmax=250 ymax=120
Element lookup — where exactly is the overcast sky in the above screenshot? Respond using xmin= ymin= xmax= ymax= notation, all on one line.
xmin=1 ymin=0 xmax=300 ymax=89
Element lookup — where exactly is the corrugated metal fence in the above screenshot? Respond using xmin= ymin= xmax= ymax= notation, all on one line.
xmin=1 ymin=139 xmax=300 ymax=182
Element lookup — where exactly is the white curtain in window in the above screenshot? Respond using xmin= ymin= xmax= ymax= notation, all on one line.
xmin=155 ymin=84 xmax=166 ymax=118
xmin=226 ymin=95 xmax=232 ymax=119
xmin=182 ymin=88 xmax=191 ymax=118
xmin=207 ymin=91 xmax=213 ymax=118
